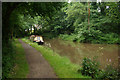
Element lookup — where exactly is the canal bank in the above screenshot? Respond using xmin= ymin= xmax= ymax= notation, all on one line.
xmin=22 ymin=38 xmax=90 ymax=78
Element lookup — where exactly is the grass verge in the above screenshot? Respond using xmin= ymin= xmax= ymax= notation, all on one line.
xmin=8 ymin=39 xmax=29 ymax=78
xmin=22 ymin=38 xmax=90 ymax=78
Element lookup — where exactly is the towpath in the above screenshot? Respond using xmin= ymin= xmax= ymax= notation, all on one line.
xmin=18 ymin=39 xmax=57 ymax=78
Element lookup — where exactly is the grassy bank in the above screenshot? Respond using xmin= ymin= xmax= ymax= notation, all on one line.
xmin=8 ymin=39 xmax=29 ymax=78
xmin=22 ymin=38 xmax=90 ymax=78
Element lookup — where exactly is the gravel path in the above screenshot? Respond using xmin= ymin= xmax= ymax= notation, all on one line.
xmin=18 ymin=39 xmax=57 ymax=78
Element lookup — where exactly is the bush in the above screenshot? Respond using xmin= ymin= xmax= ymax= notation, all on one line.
xmin=60 ymin=28 xmax=120 ymax=44
xmin=2 ymin=40 xmax=16 ymax=79
xmin=79 ymin=57 xmax=100 ymax=78
xmin=59 ymin=34 xmax=77 ymax=41
xmin=99 ymin=33 xmax=120 ymax=44
xmin=98 ymin=65 xmax=120 ymax=79
xmin=78 ymin=57 xmax=120 ymax=79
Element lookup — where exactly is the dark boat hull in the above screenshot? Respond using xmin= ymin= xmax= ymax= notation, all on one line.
xmin=37 ymin=41 xmax=44 ymax=45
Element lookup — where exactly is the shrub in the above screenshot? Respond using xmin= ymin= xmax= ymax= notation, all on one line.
xmin=78 ymin=57 xmax=120 ymax=79
xmin=98 ymin=65 xmax=120 ymax=79
xmin=78 ymin=57 xmax=100 ymax=78
xmin=2 ymin=40 xmax=16 ymax=79
xmin=59 ymin=34 xmax=77 ymax=41
xmin=99 ymin=33 xmax=120 ymax=44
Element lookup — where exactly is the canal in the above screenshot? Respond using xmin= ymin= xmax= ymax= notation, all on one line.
xmin=44 ymin=38 xmax=119 ymax=69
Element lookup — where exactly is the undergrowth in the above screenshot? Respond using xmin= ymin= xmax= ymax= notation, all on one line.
xmin=2 ymin=39 xmax=29 ymax=79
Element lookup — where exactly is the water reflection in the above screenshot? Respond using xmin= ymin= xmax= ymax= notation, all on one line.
xmin=44 ymin=39 xmax=119 ymax=69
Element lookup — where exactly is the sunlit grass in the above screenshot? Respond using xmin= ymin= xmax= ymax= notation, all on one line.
xmin=8 ymin=39 xmax=29 ymax=78
xmin=22 ymin=38 xmax=90 ymax=78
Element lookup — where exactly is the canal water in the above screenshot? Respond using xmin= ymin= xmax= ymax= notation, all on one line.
xmin=44 ymin=38 xmax=119 ymax=69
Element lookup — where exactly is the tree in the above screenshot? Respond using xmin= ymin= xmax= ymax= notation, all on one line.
xmin=2 ymin=2 xmax=64 ymax=42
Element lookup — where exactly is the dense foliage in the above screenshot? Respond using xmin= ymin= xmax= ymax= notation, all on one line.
xmin=3 ymin=2 xmax=120 ymax=44
xmin=2 ymin=2 xmax=64 ymax=41
xmin=78 ymin=57 xmax=120 ymax=79
xmin=52 ymin=2 xmax=120 ymax=44
xmin=2 ymin=40 xmax=16 ymax=79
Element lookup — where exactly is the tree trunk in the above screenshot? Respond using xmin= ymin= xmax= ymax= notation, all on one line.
xmin=11 ymin=28 xmax=13 ymax=40
xmin=28 ymin=28 xmax=30 ymax=36
xmin=31 ymin=26 xmax=32 ymax=34
xmin=34 ymin=26 xmax=36 ymax=35
xmin=88 ymin=2 xmax=90 ymax=30
xmin=2 ymin=3 xmax=21 ymax=43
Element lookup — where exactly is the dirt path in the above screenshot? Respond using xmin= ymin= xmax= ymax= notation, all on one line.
xmin=18 ymin=39 xmax=57 ymax=78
